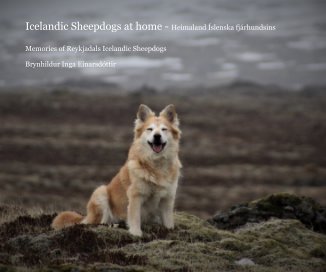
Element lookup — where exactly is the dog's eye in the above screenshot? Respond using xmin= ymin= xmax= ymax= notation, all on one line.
xmin=147 ymin=128 xmax=153 ymax=131
xmin=162 ymin=128 xmax=168 ymax=131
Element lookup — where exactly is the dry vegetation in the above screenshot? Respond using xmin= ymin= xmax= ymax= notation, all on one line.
xmin=0 ymin=87 xmax=325 ymax=218
xmin=0 ymin=204 xmax=325 ymax=271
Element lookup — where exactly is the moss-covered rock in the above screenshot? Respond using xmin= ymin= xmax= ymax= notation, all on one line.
xmin=208 ymin=193 xmax=326 ymax=233
xmin=0 ymin=196 xmax=325 ymax=271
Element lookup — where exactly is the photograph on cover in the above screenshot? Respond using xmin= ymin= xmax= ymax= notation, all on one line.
xmin=0 ymin=0 xmax=326 ymax=271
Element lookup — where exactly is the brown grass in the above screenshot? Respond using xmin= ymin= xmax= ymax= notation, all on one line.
xmin=0 ymin=89 xmax=325 ymax=218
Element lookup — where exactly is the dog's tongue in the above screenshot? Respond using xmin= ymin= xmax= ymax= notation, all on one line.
xmin=153 ymin=144 xmax=163 ymax=153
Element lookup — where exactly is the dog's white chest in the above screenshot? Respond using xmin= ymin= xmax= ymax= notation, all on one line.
xmin=143 ymin=181 xmax=173 ymax=200
xmin=141 ymin=183 xmax=174 ymax=218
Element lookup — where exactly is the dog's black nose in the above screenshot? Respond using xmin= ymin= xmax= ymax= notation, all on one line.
xmin=154 ymin=134 xmax=161 ymax=141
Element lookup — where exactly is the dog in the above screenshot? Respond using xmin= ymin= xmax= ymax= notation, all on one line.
xmin=52 ymin=104 xmax=182 ymax=236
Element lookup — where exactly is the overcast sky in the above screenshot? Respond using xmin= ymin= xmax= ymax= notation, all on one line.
xmin=1 ymin=0 xmax=326 ymax=89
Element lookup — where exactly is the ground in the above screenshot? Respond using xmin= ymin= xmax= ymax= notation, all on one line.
xmin=0 ymin=193 xmax=325 ymax=271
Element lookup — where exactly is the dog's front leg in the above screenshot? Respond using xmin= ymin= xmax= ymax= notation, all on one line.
xmin=127 ymin=193 xmax=143 ymax=236
xmin=160 ymin=195 xmax=175 ymax=229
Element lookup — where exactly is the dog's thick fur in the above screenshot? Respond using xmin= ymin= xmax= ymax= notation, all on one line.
xmin=52 ymin=104 xmax=181 ymax=236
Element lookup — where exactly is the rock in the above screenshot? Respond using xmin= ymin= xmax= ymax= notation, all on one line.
xmin=208 ymin=193 xmax=326 ymax=234
xmin=235 ymin=258 xmax=255 ymax=266
xmin=316 ymin=209 xmax=326 ymax=231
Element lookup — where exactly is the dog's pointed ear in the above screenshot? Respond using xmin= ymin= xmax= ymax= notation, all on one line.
xmin=160 ymin=104 xmax=179 ymax=126
xmin=137 ymin=104 xmax=154 ymax=122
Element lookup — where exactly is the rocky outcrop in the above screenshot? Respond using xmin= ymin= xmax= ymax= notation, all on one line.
xmin=208 ymin=193 xmax=326 ymax=234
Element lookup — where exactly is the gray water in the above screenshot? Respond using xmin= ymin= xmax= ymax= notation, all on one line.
xmin=1 ymin=0 xmax=326 ymax=90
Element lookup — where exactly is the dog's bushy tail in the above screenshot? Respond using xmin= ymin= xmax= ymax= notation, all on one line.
xmin=52 ymin=211 xmax=84 ymax=230
xmin=52 ymin=185 xmax=110 ymax=230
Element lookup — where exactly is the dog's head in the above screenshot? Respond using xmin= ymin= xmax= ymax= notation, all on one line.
xmin=134 ymin=104 xmax=181 ymax=158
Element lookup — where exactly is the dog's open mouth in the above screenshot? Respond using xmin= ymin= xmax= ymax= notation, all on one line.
xmin=148 ymin=142 xmax=166 ymax=153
